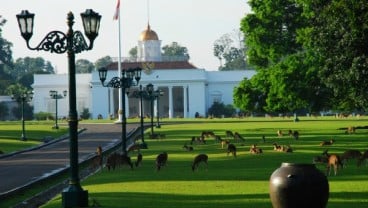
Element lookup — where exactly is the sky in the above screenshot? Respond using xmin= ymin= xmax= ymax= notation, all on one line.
xmin=2 ymin=0 xmax=250 ymax=74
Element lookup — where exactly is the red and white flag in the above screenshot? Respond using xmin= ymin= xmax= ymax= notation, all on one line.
xmin=113 ymin=0 xmax=120 ymax=20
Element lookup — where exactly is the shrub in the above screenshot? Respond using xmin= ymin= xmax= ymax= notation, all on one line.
xmin=207 ymin=102 xmax=236 ymax=118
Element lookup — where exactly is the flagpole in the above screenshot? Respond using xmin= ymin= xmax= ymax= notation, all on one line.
xmin=117 ymin=0 xmax=123 ymax=123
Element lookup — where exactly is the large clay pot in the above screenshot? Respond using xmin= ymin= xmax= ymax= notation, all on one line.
xmin=269 ymin=163 xmax=329 ymax=208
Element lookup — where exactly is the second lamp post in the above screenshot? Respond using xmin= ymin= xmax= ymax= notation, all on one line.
xmin=98 ymin=67 xmax=142 ymax=155
xmin=49 ymin=90 xmax=67 ymax=129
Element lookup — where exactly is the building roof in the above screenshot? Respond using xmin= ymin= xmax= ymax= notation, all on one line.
xmin=139 ymin=24 xmax=159 ymax=41
xmin=106 ymin=61 xmax=198 ymax=71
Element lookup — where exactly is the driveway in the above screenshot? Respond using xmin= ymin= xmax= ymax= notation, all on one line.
xmin=0 ymin=123 xmax=137 ymax=196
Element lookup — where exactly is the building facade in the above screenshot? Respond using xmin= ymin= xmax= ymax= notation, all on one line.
xmin=32 ymin=24 xmax=255 ymax=119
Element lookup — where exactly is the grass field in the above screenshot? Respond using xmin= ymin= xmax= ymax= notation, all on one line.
xmin=0 ymin=121 xmax=68 ymax=154
xmin=36 ymin=117 xmax=368 ymax=208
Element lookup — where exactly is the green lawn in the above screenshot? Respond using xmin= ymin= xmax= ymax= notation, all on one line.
xmin=39 ymin=116 xmax=368 ymax=208
xmin=0 ymin=121 xmax=68 ymax=154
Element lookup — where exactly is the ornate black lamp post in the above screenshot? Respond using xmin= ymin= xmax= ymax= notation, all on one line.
xmin=17 ymin=9 xmax=101 ymax=207
xmin=12 ymin=91 xmax=33 ymax=141
xmin=49 ymin=90 xmax=67 ymax=129
xmin=155 ymin=89 xmax=164 ymax=128
xmin=135 ymin=85 xmax=148 ymax=148
xmin=146 ymin=83 xmax=155 ymax=137
xmin=98 ymin=67 xmax=142 ymax=155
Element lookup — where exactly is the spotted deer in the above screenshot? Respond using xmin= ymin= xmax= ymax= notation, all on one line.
xmin=320 ymin=139 xmax=334 ymax=146
xmin=358 ymin=150 xmax=368 ymax=167
xmin=322 ymin=150 xmax=343 ymax=176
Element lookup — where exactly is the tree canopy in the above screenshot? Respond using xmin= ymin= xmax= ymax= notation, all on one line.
xmin=213 ymin=30 xmax=247 ymax=71
xmin=161 ymin=42 xmax=190 ymax=60
xmin=234 ymin=0 xmax=366 ymax=115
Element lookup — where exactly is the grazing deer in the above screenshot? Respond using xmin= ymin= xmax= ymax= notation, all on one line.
xmin=288 ymin=130 xmax=299 ymax=139
xmin=90 ymin=146 xmax=103 ymax=171
xmin=201 ymin=131 xmax=215 ymax=138
xmin=106 ymin=152 xmax=133 ymax=171
xmin=156 ymin=152 xmax=168 ymax=171
xmin=282 ymin=145 xmax=293 ymax=153
xmin=183 ymin=144 xmax=194 ymax=151
xmin=345 ymin=126 xmax=356 ymax=134
xmin=277 ymin=130 xmax=283 ymax=137
xmin=234 ymin=132 xmax=245 ymax=143
xmin=358 ymin=150 xmax=368 ymax=167
xmin=273 ymin=143 xmax=283 ymax=151
xmin=250 ymin=144 xmax=263 ymax=154
xmin=320 ymin=139 xmax=334 ymax=146
xmin=192 ymin=154 xmax=208 ymax=171
xmin=340 ymin=149 xmax=362 ymax=167
xmin=322 ymin=150 xmax=343 ymax=176
xmin=313 ymin=155 xmax=328 ymax=165
xmin=225 ymin=130 xmax=235 ymax=140
xmin=214 ymin=135 xmax=223 ymax=143
xmin=128 ymin=143 xmax=141 ymax=152
xmin=227 ymin=143 xmax=237 ymax=157
xmin=135 ymin=152 xmax=143 ymax=167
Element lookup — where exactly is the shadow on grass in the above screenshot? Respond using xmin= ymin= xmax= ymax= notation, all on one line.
xmin=88 ymin=192 xmax=272 ymax=208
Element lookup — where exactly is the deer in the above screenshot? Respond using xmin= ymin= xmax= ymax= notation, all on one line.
xmin=288 ymin=130 xmax=299 ymax=139
xmin=273 ymin=143 xmax=283 ymax=152
xmin=320 ymin=139 xmax=335 ymax=146
xmin=358 ymin=150 xmax=368 ymax=167
xmin=250 ymin=144 xmax=263 ymax=154
xmin=183 ymin=144 xmax=194 ymax=151
xmin=277 ymin=130 xmax=283 ymax=137
xmin=282 ymin=145 xmax=293 ymax=153
xmin=322 ymin=149 xmax=343 ymax=176
xmin=340 ymin=149 xmax=362 ymax=167
xmin=225 ymin=130 xmax=235 ymax=140
xmin=90 ymin=146 xmax=103 ymax=171
xmin=234 ymin=132 xmax=245 ymax=143
xmin=135 ymin=152 xmax=143 ymax=167
xmin=227 ymin=143 xmax=237 ymax=157
xmin=156 ymin=152 xmax=168 ymax=171
xmin=106 ymin=152 xmax=133 ymax=171
xmin=192 ymin=154 xmax=208 ymax=171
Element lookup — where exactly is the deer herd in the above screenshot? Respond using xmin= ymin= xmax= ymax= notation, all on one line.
xmin=90 ymin=127 xmax=368 ymax=176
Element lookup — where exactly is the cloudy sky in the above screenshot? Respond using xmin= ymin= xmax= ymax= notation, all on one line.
xmin=2 ymin=0 xmax=250 ymax=73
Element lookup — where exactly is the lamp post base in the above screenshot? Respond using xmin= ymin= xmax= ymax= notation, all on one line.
xmin=62 ymin=186 xmax=88 ymax=208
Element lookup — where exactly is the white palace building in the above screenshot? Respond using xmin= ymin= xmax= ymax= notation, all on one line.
xmin=32 ymin=24 xmax=255 ymax=119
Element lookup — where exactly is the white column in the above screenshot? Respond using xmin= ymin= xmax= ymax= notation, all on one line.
xmin=168 ymin=86 xmax=173 ymax=118
xmin=183 ymin=86 xmax=188 ymax=118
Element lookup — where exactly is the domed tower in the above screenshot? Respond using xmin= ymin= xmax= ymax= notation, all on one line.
xmin=137 ymin=24 xmax=162 ymax=62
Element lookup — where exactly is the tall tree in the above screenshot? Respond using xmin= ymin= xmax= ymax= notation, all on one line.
xmin=95 ymin=56 xmax=113 ymax=70
xmin=161 ymin=42 xmax=190 ymax=60
xmin=76 ymin=59 xmax=94 ymax=73
xmin=0 ymin=16 xmax=14 ymax=94
xmin=236 ymin=0 xmax=325 ymax=114
xmin=298 ymin=0 xmax=368 ymax=111
xmin=213 ymin=30 xmax=247 ymax=70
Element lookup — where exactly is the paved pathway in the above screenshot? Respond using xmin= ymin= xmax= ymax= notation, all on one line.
xmin=0 ymin=123 xmax=137 ymax=195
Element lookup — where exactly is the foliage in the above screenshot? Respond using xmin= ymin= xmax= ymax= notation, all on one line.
xmin=161 ymin=42 xmax=190 ymax=60
xmin=95 ymin=56 xmax=113 ymax=70
xmin=213 ymin=30 xmax=247 ymax=70
xmin=11 ymin=103 xmax=33 ymax=120
xmin=129 ymin=46 xmax=138 ymax=59
xmin=207 ymin=102 xmax=236 ymax=117
xmin=0 ymin=102 xmax=9 ymax=120
xmin=34 ymin=112 xmax=53 ymax=120
xmin=233 ymin=77 xmax=265 ymax=114
xmin=241 ymin=0 xmax=305 ymax=69
xmin=0 ymin=17 xmax=14 ymax=94
xmin=76 ymin=59 xmax=94 ymax=73
xmin=297 ymin=0 xmax=368 ymax=111
xmin=80 ymin=108 xmax=91 ymax=119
